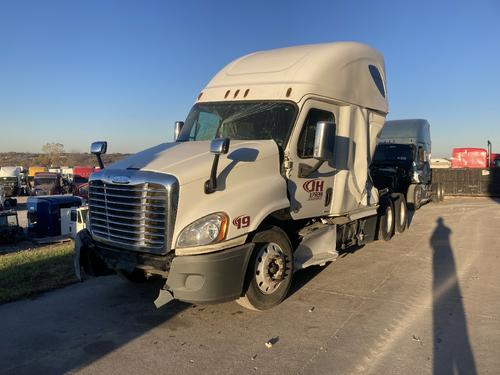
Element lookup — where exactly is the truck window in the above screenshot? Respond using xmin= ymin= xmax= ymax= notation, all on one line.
xmin=373 ymin=144 xmax=414 ymax=164
xmin=297 ymin=109 xmax=335 ymax=158
xmin=369 ymin=65 xmax=386 ymax=98
xmin=179 ymin=102 xmax=297 ymax=147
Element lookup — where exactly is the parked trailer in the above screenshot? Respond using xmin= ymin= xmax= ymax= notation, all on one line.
xmin=432 ymin=168 xmax=500 ymax=197
xmin=76 ymin=42 xmax=414 ymax=310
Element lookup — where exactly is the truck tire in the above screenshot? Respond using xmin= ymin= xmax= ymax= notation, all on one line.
xmin=236 ymin=227 xmax=293 ymax=311
xmin=394 ymin=194 xmax=407 ymax=233
xmin=378 ymin=198 xmax=395 ymax=241
xmin=407 ymin=184 xmax=421 ymax=210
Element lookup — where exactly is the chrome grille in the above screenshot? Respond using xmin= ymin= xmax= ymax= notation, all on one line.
xmin=89 ymin=180 xmax=169 ymax=251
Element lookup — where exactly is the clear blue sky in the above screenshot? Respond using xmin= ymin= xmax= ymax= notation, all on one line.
xmin=1 ymin=0 xmax=499 ymax=157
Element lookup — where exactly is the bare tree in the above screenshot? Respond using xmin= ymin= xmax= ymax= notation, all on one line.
xmin=38 ymin=142 xmax=66 ymax=167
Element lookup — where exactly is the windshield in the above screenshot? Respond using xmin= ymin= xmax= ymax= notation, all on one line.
xmin=178 ymin=101 xmax=297 ymax=147
xmin=34 ymin=178 xmax=56 ymax=186
xmin=373 ymin=144 xmax=415 ymax=163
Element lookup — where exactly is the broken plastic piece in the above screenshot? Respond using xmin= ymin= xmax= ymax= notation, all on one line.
xmin=154 ymin=289 xmax=174 ymax=308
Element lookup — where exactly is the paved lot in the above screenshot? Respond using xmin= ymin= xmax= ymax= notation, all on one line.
xmin=1 ymin=197 xmax=499 ymax=374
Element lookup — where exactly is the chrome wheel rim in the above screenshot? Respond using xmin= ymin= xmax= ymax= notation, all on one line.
xmin=255 ymin=242 xmax=288 ymax=295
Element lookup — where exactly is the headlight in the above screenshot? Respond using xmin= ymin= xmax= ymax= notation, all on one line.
xmin=176 ymin=212 xmax=228 ymax=248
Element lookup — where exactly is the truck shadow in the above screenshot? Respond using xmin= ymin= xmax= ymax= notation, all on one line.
xmin=407 ymin=208 xmax=416 ymax=228
xmin=431 ymin=217 xmax=476 ymax=374
xmin=288 ymin=264 xmax=330 ymax=298
xmin=0 ymin=276 xmax=190 ymax=374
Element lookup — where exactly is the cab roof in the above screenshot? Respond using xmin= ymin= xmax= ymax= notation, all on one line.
xmin=380 ymin=119 xmax=431 ymax=145
xmin=198 ymin=42 xmax=388 ymax=113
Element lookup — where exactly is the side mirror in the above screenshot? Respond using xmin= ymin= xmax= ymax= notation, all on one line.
xmin=174 ymin=121 xmax=184 ymax=141
xmin=210 ymin=138 xmax=230 ymax=155
xmin=91 ymin=141 xmax=107 ymax=155
xmin=205 ymin=138 xmax=230 ymax=194
xmin=313 ymin=121 xmax=335 ymax=161
xmin=90 ymin=141 xmax=107 ymax=169
xmin=298 ymin=122 xmax=336 ymax=178
xmin=418 ymin=147 xmax=425 ymax=163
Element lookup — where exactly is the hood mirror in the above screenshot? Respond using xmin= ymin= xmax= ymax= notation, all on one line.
xmin=90 ymin=141 xmax=107 ymax=169
xmin=174 ymin=121 xmax=184 ymax=141
xmin=91 ymin=141 xmax=107 ymax=155
xmin=210 ymin=138 xmax=230 ymax=155
xmin=205 ymin=138 xmax=230 ymax=194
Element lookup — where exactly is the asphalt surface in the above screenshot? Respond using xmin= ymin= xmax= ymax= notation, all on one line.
xmin=1 ymin=197 xmax=499 ymax=375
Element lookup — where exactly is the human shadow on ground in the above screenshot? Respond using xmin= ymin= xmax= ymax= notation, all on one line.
xmin=431 ymin=217 xmax=476 ymax=374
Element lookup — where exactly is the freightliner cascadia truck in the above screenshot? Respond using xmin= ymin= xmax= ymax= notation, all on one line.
xmin=75 ymin=42 xmax=409 ymax=310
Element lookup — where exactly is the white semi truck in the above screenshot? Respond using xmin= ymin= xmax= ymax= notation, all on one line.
xmin=75 ymin=42 xmax=407 ymax=310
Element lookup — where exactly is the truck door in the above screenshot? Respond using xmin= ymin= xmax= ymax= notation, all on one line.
xmin=287 ymin=100 xmax=338 ymax=219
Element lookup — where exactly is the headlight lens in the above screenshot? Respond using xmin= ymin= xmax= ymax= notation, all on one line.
xmin=176 ymin=212 xmax=228 ymax=248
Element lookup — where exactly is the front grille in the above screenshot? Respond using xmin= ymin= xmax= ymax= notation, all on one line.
xmin=89 ymin=180 xmax=168 ymax=251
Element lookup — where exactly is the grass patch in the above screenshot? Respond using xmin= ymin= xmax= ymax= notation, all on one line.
xmin=0 ymin=241 xmax=77 ymax=303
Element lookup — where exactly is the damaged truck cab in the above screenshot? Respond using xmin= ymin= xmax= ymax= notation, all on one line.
xmin=76 ymin=42 xmax=393 ymax=310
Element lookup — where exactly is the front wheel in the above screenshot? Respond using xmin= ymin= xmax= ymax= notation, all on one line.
xmin=236 ymin=227 xmax=293 ymax=311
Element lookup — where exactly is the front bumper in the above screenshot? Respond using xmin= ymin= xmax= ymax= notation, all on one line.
xmin=166 ymin=243 xmax=254 ymax=304
xmin=75 ymin=229 xmax=255 ymax=304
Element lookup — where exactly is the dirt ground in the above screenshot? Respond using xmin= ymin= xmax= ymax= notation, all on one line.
xmin=1 ymin=197 xmax=499 ymax=374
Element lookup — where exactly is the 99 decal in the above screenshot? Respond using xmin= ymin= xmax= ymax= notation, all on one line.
xmin=233 ymin=215 xmax=250 ymax=229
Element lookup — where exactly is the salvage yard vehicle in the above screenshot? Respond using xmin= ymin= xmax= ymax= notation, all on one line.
xmin=76 ymin=42 xmax=411 ymax=310
xmin=31 ymin=172 xmax=64 ymax=196
xmin=451 ymin=141 xmax=500 ymax=169
xmin=371 ymin=119 xmax=438 ymax=210
xmin=67 ymin=206 xmax=88 ymax=239
xmin=27 ymin=195 xmax=82 ymax=237
xmin=0 ymin=210 xmax=24 ymax=244
xmin=27 ymin=166 xmax=47 ymax=188
xmin=72 ymin=166 xmax=96 ymax=199
xmin=0 ymin=166 xmax=22 ymax=206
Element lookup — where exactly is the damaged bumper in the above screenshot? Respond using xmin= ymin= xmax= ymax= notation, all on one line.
xmin=74 ymin=229 xmax=254 ymax=304
xmin=165 ymin=243 xmax=254 ymax=304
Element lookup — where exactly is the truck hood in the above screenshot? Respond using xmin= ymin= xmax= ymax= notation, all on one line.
xmin=108 ymin=140 xmax=280 ymax=186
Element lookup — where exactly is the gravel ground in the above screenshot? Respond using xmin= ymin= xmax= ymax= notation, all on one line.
xmin=1 ymin=197 xmax=499 ymax=374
